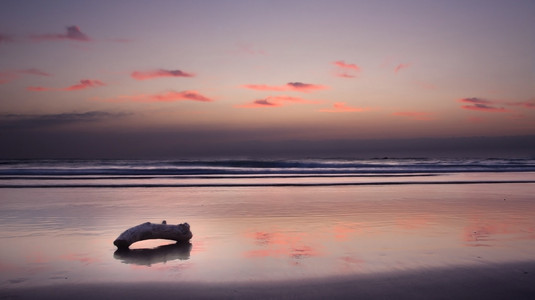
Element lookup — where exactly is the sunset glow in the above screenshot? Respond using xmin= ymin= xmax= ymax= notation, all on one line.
xmin=1 ymin=1 xmax=534 ymax=158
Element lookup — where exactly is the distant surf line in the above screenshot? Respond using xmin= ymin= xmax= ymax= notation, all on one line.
xmin=1 ymin=180 xmax=534 ymax=188
xmin=0 ymin=174 xmax=440 ymax=180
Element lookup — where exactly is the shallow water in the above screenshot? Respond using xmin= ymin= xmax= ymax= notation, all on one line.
xmin=1 ymin=171 xmax=535 ymax=288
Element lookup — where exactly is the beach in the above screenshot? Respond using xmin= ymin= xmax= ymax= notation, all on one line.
xmin=1 ymin=159 xmax=535 ymax=298
xmin=2 ymin=261 xmax=535 ymax=299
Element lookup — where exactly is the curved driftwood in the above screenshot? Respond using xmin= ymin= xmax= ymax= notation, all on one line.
xmin=113 ymin=221 xmax=192 ymax=249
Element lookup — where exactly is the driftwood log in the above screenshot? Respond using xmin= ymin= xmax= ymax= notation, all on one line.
xmin=113 ymin=221 xmax=192 ymax=249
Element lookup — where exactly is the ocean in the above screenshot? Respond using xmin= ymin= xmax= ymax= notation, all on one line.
xmin=2 ymin=158 xmax=535 ymax=187
xmin=1 ymin=158 xmax=535 ymax=288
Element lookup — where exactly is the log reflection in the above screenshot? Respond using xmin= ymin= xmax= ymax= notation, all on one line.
xmin=113 ymin=242 xmax=192 ymax=266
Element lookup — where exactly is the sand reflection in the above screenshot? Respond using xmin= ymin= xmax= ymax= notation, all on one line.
xmin=113 ymin=242 xmax=192 ymax=266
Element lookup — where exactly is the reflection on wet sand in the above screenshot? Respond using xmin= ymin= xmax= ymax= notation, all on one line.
xmin=1 ymin=182 xmax=535 ymax=286
xmin=113 ymin=242 xmax=192 ymax=266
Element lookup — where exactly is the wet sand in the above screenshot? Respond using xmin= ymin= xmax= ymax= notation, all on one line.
xmin=2 ymin=261 xmax=535 ymax=299
xmin=2 ymin=178 xmax=535 ymax=298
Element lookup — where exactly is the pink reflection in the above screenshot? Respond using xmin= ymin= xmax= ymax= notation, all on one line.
xmin=395 ymin=215 xmax=436 ymax=229
xmin=245 ymin=248 xmax=288 ymax=258
xmin=337 ymin=256 xmax=366 ymax=273
xmin=243 ymin=230 xmax=319 ymax=259
xmin=332 ymin=223 xmax=363 ymax=241
xmin=26 ymin=252 xmax=48 ymax=264
xmin=61 ymin=253 xmax=100 ymax=265
xmin=462 ymin=220 xmax=535 ymax=247
xmin=246 ymin=231 xmax=303 ymax=246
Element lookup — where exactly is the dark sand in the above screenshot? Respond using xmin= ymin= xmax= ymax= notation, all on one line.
xmin=2 ymin=261 xmax=535 ymax=299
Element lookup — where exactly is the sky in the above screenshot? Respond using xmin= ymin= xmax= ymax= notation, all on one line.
xmin=1 ymin=0 xmax=534 ymax=159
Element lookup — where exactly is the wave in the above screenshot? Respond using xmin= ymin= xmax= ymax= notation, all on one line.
xmin=1 ymin=158 xmax=535 ymax=176
xmin=1 ymin=180 xmax=535 ymax=189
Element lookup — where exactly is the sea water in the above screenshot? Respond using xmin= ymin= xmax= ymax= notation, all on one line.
xmin=1 ymin=158 xmax=535 ymax=288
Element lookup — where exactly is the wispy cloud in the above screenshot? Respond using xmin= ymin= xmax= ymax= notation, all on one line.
xmin=237 ymin=95 xmax=318 ymax=108
xmin=508 ymin=100 xmax=535 ymax=109
xmin=242 ymin=82 xmax=328 ymax=93
xmin=393 ymin=111 xmax=434 ymax=120
xmin=0 ymin=68 xmax=51 ymax=84
xmin=239 ymin=98 xmax=284 ymax=108
xmin=394 ymin=63 xmax=411 ymax=73
xmin=458 ymin=97 xmax=508 ymax=112
xmin=28 ymin=79 xmax=105 ymax=92
xmin=333 ymin=60 xmax=360 ymax=78
xmin=150 ymin=91 xmax=212 ymax=102
xmin=131 ymin=69 xmax=195 ymax=80
xmin=30 ymin=26 xmax=91 ymax=42
xmin=26 ymin=86 xmax=50 ymax=92
xmin=319 ymin=102 xmax=366 ymax=113
xmin=0 ymin=34 xmax=15 ymax=44
xmin=64 ymin=79 xmax=105 ymax=91
xmin=98 ymin=90 xmax=213 ymax=103
xmin=333 ymin=61 xmax=360 ymax=71
xmin=18 ymin=68 xmax=52 ymax=77
xmin=0 ymin=72 xmax=18 ymax=85
xmin=287 ymin=82 xmax=327 ymax=92
xmin=241 ymin=84 xmax=287 ymax=92
xmin=0 ymin=111 xmax=129 ymax=129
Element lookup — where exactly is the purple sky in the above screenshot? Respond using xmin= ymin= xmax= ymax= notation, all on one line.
xmin=1 ymin=0 xmax=534 ymax=158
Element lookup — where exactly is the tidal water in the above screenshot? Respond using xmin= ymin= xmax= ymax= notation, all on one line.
xmin=1 ymin=158 xmax=535 ymax=288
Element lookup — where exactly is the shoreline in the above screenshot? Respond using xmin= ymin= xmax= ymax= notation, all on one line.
xmin=3 ymin=261 xmax=535 ymax=299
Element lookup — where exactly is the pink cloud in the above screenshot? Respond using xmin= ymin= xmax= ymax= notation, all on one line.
xmin=27 ymin=86 xmax=50 ymax=91
xmin=239 ymin=98 xmax=284 ymax=108
xmin=333 ymin=61 xmax=360 ymax=78
xmin=287 ymin=82 xmax=327 ymax=92
xmin=459 ymin=97 xmax=492 ymax=104
xmin=394 ymin=63 xmax=411 ymax=73
xmin=28 ymin=79 xmax=105 ymax=92
xmin=458 ymin=97 xmax=508 ymax=112
xmin=237 ymin=95 xmax=317 ymax=108
xmin=333 ymin=60 xmax=360 ymax=71
xmin=461 ymin=105 xmax=508 ymax=112
xmin=18 ymin=68 xmax=52 ymax=77
xmin=0 ymin=34 xmax=15 ymax=44
xmin=459 ymin=97 xmax=535 ymax=112
xmin=98 ymin=90 xmax=213 ymax=103
xmin=0 ymin=72 xmax=18 ymax=84
xmin=64 ymin=79 xmax=105 ymax=91
xmin=242 ymin=82 xmax=328 ymax=93
xmin=31 ymin=26 xmax=91 ymax=42
xmin=131 ymin=69 xmax=195 ymax=80
xmin=393 ymin=111 xmax=434 ymax=120
xmin=507 ymin=100 xmax=535 ymax=109
xmin=150 ymin=90 xmax=212 ymax=102
xmin=335 ymin=73 xmax=356 ymax=78
xmin=1 ymin=68 xmax=51 ymax=84
xmin=241 ymin=84 xmax=287 ymax=92
xmin=319 ymin=102 xmax=366 ymax=113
